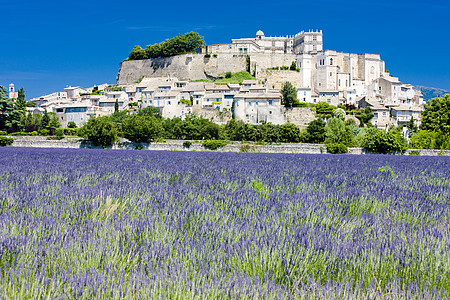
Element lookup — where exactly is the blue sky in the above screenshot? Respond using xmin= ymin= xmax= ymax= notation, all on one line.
xmin=1 ymin=0 xmax=449 ymax=98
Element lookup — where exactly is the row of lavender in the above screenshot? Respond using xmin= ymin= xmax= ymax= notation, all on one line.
xmin=0 ymin=148 xmax=449 ymax=299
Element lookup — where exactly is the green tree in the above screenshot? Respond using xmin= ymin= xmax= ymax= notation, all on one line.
xmin=0 ymin=99 xmax=25 ymax=132
xmin=409 ymin=130 xmax=450 ymax=150
xmin=305 ymin=118 xmax=326 ymax=143
xmin=128 ymin=46 xmax=147 ymax=60
xmin=41 ymin=110 xmax=51 ymax=128
xmin=325 ymin=117 xmax=355 ymax=146
xmin=67 ymin=121 xmax=77 ymax=129
xmin=48 ymin=113 xmax=61 ymax=128
xmin=79 ymin=117 xmax=118 ymax=148
xmin=138 ymin=106 xmax=162 ymax=119
xmin=420 ymin=94 xmax=450 ymax=135
xmin=406 ymin=116 xmax=418 ymax=137
xmin=201 ymin=123 xmax=220 ymax=140
xmin=281 ymin=82 xmax=299 ymax=108
xmin=315 ymin=102 xmax=336 ymax=119
xmin=130 ymin=32 xmax=204 ymax=60
xmin=355 ymin=107 xmax=374 ymax=127
xmin=263 ymin=123 xmax=281 ymax=143
xmin=361 ymin=128 xmax=407 ymax=154
xmin=108 ymin=110 xmax=128 ymax=137
xmin=15 ymin=88 xmax=26 ymax=111
xmin=114 ymin=99 xmax=119 ymax=113
xmin=0 ymin=86 xmax=8 ymax=101
xmin=123 ymin=114 xmax=162 ymax=143
xmin=333 ymin=108 xmax=346 ymax=120
xmin=145 ymin=43 xmax=162 ymax=59
xmin=279 ymin=123 xmax=301 ymax=143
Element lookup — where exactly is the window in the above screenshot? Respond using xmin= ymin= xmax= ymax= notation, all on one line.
xmin=269 ymin=111 xmax=272 ymax=114
xmin=330 ymin=72 xmax=333 ymax=77
xmin=327 ymin=99 xmax=331 ymax=103
xmin=196 ymin=100 xmax=199 ymax=105
xmin=374 ymin=113 xmax=378 ymax=118
xmin=382 ymin=112 xmax=386 ymax=117
xmin=168 ymin=101 xmax=171 ymax=105
xmin=330 ymin=58 xmax=333 ymax=65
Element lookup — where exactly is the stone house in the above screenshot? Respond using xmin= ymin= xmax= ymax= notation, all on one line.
xmin=234 ymin=92 xmax=283 ymax=124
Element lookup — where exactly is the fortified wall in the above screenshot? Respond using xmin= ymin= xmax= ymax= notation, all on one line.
xmin=117 ymin=54 xmax=246 ymax=84
xmin=117 ymin=53 xmax=299 ymax=85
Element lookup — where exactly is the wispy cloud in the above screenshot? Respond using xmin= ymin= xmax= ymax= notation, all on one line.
xmin=103 ymin=19 xmax=126 ymax=26
xmin=126 ymin=24 xmax=219 ymax=32
xmin=127 ymin=26 xmax=176 ymax=31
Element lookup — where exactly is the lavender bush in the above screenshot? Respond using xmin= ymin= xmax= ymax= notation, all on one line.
xmin=0 ymin=148 xmax=449 ymax=299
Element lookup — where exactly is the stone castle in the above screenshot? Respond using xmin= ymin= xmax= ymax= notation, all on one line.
xmin=30 ymin=29 xmax=424 ymax=130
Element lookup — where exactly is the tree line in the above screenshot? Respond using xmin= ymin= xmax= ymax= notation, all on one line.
xmin=0 ymin=86 xmax=66 ymax=136
xmin=127 ymin=32 xmax=205 ymax=61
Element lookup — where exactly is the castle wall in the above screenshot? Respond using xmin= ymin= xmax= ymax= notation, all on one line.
xmin=257 ymin=70 xmax=302 ymax=90
xmin=117 ymin=54 xmax=246 ymax=85
xmin=250 ymin=54 xmax=298 ymax=72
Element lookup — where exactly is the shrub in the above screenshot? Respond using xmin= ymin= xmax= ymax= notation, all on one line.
xmin=409 ymin=150 xmax=421 ymax=156
xmin=326 ymin=143 xmax=348 ymax=154
xmin=225 ymin=72 xmax=232 ymax=78
xmin=67 ymin=121 xmax=77 ymax=129
xmin=361 ymin=128 xmax=407 ymax=154
xmin=123 ymin=115 xmax=162 ymax=143
xmin=0 ymin=131 xmax=7 ymax=135
xmin=0 ymin=137 xmax=14 ymax=147
xmin=55 ymin=128 xmax=64 ymax=139
xmin=79 ymin=117 xmax=118 ymax=148
xmin=239 ymin=144 xmax=256 ymax=152
xmin=213 ymin=54 xmax=218 ymax=58
xmin=154 ymin=137 xmax=166 ymax=143
xmin=39 ymin=129 xmax=50 ymax=136
xmin=183 ymin=141 xmax=192 ymax=148
xmin=204 ymin=53 xmax=211 ymax=58
xmin=203 ymin=140 xmax=227 ymax=150
xmin=65 ymin=128 xmax=78 ymax=136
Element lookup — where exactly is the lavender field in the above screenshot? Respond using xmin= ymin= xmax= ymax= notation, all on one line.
xmin=0 ymin=148 xmax=449 ymax=299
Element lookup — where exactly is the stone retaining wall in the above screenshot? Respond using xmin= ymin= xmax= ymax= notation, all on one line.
xmin=6 ymin=136 xmax=450 ymax=156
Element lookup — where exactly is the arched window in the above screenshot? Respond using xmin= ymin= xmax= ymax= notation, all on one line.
xmin=330 ymin=58 xmax=333 ymax=66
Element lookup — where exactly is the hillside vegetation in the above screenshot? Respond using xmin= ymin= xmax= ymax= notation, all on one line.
xmin=127 ymin=32 xmax=204 ymax=61
xmin=193 ymin=71 xmax=256 ymax=85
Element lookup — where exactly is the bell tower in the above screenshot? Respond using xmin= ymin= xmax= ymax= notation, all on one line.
xmin=8 ymin=83 xmax=17 ymax=100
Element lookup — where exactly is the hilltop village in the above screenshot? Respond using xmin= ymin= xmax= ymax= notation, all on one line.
xmin=25 ymin=29 xmax=424 ymax=129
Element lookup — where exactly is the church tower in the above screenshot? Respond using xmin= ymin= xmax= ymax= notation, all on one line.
xmin=8 ymin=83 xmax=17 ymax=100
